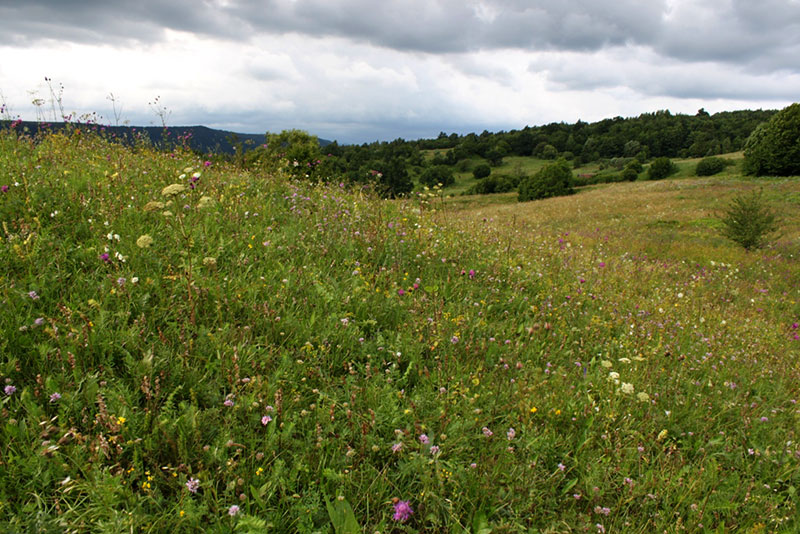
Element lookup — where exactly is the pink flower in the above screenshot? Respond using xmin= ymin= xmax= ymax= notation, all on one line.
xmin=185 ymin=477 xmax=200 ymax=493
xmin=228 ymin=504 xmax=240 ymax=516
xmin=261 ymin=415 xmax=272 ymax=425
xmin=392 ymin=500 xmax=413 ymax=522
xmin=419 ymin=434 xmax=429 ymax=444
xmin=468 ymin=269 xmax=475 ymax=279
xmin=397 ymin=288 xmax=405 ymax=296
xmin=391 ymin=442 xmax=403 ymax=453
xmin=482 ymin=427 xmax=493 ymax=437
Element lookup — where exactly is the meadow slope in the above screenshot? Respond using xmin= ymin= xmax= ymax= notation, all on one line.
xmin=1 ymin=129 xmax=799 ymax=533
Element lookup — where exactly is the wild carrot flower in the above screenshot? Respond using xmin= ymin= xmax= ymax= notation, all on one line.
xmin=161 ymin=184 xmax=186 ymax=197
xmin=136 ymin=235 xmax=153 ymax=248
xmin=392 ymin=500 xmax=413 ymax=522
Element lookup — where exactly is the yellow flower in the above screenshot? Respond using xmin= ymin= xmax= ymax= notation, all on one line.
xmin=117 ymin=416 xmax=126 ymax=425
xmin=657 ymin=429 xmax=668 ymax=441
xmin=530 ymin=406 xmax=537 ymax=414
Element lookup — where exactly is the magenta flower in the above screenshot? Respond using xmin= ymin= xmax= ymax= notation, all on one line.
xmin=392 ymin=500 xmax=413 ymax=522
xmin=397 ymin=288 xmax=405 ymax=296
xmin=100 ymin=253 xmax=110 ymax=263
xmin=468 ymin=269 xmax=475 ymax=279
xmin=1 ymin=185 xmax=8 ymax=193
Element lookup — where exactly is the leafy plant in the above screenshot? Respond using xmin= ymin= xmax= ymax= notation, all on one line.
xmin=647 ymin=157 xmax=677 ymax=180
xmin=719 ymin=189 xmax=781 ymax=250
xmin=518 ymin=158 xmax=574 ymax=201
xmin=695 ymin=156 xmax=727 ymax=176
xmin=743 ymin=102 xmax=800 ymax=176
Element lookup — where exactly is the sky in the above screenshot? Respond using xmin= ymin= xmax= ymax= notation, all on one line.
xmin=1 ymin=0 xmax=799 ymax=144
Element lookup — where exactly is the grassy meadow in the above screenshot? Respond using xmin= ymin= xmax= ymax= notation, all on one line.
xmin=1 ymin=127 xmax=799 ymax=533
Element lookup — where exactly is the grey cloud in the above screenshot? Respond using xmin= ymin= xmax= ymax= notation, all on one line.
xmin=2 ymin=0 xmax=799 ymax=73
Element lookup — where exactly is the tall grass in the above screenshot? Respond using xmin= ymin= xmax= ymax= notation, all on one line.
xmin=1 ymin=127 xmax=798 ymax=532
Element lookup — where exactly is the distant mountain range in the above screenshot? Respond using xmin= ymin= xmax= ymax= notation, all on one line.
xmin=0 ymin=121 xmax=332 ymax=154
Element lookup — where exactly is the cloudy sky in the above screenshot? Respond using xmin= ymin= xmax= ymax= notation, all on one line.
xmin=1 ymin=0 xmax=799 ymax=143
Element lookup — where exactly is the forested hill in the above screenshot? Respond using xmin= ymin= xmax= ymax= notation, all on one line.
xmin=415 ymin=108 xmax=777 ymax=161
xmin=0 ymin=121 xmax=332 ymax=155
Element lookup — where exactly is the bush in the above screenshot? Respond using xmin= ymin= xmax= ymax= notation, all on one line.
xmin=419 ymin=165 xmax=455 ymax=187
xmin=719 ymin=189 xmax=781 ymax=250
xmin=647 ymin=157 xmax=677 ymax=180
xmin=465 ymin=175 xmax=517 ymax=195
xmin=518 ymin=158 xmax=574 ymax=202
xmin=696 ymin=156 xmax=728 ymax=176
xmin=626 ymin=159 xmax=643 ymax=173
xmin=743 ymin=103 xmax=800 ymax=176
xmin=621 ymin=167 xmax=639 ymax=181
xmin=473 ymin=163 xmax=491 ymax=179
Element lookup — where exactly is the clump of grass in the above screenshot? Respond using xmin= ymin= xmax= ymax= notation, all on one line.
xmin=1 ymin=126 xmax=799 ymax=532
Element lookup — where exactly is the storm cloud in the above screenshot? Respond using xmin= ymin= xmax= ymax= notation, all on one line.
xmin=1 ymin=0 xmax=798 ymax=142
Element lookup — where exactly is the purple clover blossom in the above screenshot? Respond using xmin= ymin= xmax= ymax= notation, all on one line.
xmin=261 ymin=415 xmax=272 ymax=426
xmin=4 ymin=385 xmax=16 ymax=396
xmin=392 ymin=500 xmax=413 ymax=522
xmin=228 ymin=504 xmax=240 ymax=516
xmin=429 ymin=445 xmax=440 ymax=455
xmin=28 ymin=290 xmax=40 ymax=300
xmin=223 ymin=397 xmax=234 ymax=407
xmin=507 ymin=427 xmax=516 ymax=440
xmin=1 ymin=185 xmax=8 ymax=193
xmin=419 ymin=434 xmax=429 ymax=444
xmin=100 ymin=253 xmax=110 ymax=263
xmin=482 ymin=426 xmax=493 ymax=437
xmin=33 ymin=317 xmax=45 ymax=326
xmin=391 ymin=442 xmax=403 ymax=453
xmin=185 ymin=477 xmax=200 ymax=493
xmin=116 ymin=277 xmax=126 ymax=287
xmin=49 ymin=392 xmax=61 ymax=403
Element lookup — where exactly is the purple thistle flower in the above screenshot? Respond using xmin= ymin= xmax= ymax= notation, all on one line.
xmin=392 ymin=500 xmax=413 ymax=522
xmin=100 ymin=253 xmax=110 ymax=263
xmin=1 ymin=185 xmax=8 ymax=193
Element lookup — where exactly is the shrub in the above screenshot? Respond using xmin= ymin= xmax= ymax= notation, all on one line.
xmin=621 ymin=167 xmax=639 ymax=181
xmin=626 ymin=159 xmax=643 ymax=173
xmin=518 ymin=158 xmax=574 ymax=202
xmin=465 ymin=175 xmax=517 ymax=195
xmin=695 ymin=156 xmax=726 ymax=176
xmin=719 ymin=189 xmax=781 ymax=250
xmin=473 ymin=163 xmax=491 ymax=179
xmin=743 ymin=102 xmax=800 ymax=176
xmin=419 ymin=165 xmax=455 ymax=187
xmin=647 ymin=157 xmax=677 ymax=180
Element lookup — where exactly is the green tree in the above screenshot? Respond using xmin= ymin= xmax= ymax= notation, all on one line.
xmin=473 ymin=163 xmax=491 ymax=179
xmin=743 ymin=103 xmax=800 ymax=176
xmin=518 ymin=158 xmax=574 ymax=202
xmin=695 ymin=156 xmax=726 ymax=176
xmin=419 ymin=165 xmax=455 ymax=187
xmin=719 ymin=189 xmax=781 ymax=250
xmin=647 ymin=157 xmax=677 ymax=180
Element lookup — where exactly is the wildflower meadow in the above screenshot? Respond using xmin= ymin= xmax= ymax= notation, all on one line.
xmin=0 ymin=126 xmax=799 ymax=532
